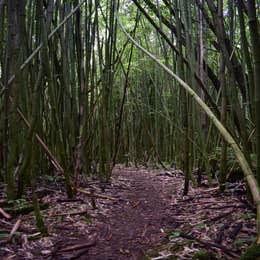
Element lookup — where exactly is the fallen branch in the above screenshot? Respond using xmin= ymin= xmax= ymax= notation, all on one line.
xmin=209 ymin=210 xmax=234 ymax=222
xmin=132 ymin=201 xmax=140 ymax=208
xmin=0 ymin=208 xmax=11 ymax=219
xmin=0 ymin=219 xmax=13 ymax=227
xmin=181 ymin=233 xmax=239 ymax=258
xmin=0 ymin=219 xmax=21 ymax=246
xmin=57 ymin=239 xmax=96 ymax=253
xmin=199 ymin=187 xmax=219 ymax=193
xmin=152 ymin=254 xmax=174 ymax=260
xmin=68 ymin=248 xmax=90 ymax=260
xmin=208 ymin=205 xmax=246 ymax=210
xmin=50 ymin=210 xmax=89 ymax=217
xmin=76 ymin=188 xmax=117 ymax=201
xmin=56 ymin=198 xmax=84 ymax=203
xmin=5 ymin=203 xmax=49 ymax=215
xmin=9 ymin=219 xmax=22 ymax=240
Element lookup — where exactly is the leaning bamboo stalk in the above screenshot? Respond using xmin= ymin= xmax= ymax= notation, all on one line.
xmin=16 ymin=106 xmax=64 ymax=175
xmin=116 ymin=10 xmax=260 ymax=242
xmin=248 ymin=0 xmax=260 ymax=187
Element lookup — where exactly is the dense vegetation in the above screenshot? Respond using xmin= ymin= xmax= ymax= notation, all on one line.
xmin=0 ymin=0 xmax=259 ymax=256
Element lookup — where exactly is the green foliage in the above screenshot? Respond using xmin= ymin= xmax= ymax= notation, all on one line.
xmin=195 ymin=223 xmax=206 ymax=228
xmin=168 ymin=231 xmax=181 ymax=240
xmin=0 ymin=232 xmax=8 ymax=239
xmin=0 ymin=230 xmax=22 ymax=242
xmin=250 ymin=153 xmax=257 ymax=164
xmin=240 ymin=244 xmax=260 ymax=260
xmin=192 ymin=250 xmax=217 ymax=260
xmin=210 ymin=147 xmax=257 ymax=178
xmin=5 ymin=199 xmax=49 ymax=215
xmin=84 ymin=215 xmax=92 ymax=224
xmin=233 ymin=236 xmax=256 ymax=249
xmin=214 ymin=146 xmax=238 ymax=169
xmin=45 ymin=174 xmax=63 ymax=183
xmin=237 ymin=212 xmax=256 ymax=222
xmin=8 ymin=198 xmax=28 ymax=208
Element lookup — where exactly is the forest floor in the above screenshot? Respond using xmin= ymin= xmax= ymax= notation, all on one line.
xmin=0 ymin=166 xmax=257 ymax=259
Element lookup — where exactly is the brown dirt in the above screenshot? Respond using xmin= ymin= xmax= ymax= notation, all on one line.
xmin=86 ymin=168 xmax=173 ymax=259
xmin=0 ymin=166 xmax=257 ymax=259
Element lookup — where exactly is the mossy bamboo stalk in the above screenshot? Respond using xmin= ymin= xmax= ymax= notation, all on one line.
xmin=248 ymin=0 xmax=260 ymax=186
xmin=0 ymin=1 xmax=86 ymax=98
xmin=237 ymin=0 xmax=255 ymax=120
xmin=3 ymin=0 xmax=11 ymax=199
xmin=176 ymin=0 xmax=190 ymax=195
xmin=219 ymin=53 xmax=227 ymax=192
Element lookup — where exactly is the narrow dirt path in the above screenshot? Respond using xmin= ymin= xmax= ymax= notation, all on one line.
xmin=87 ymin=168 xmax=174 ymax=259
xmin=1 ymin=167 xmax=256 ymax=259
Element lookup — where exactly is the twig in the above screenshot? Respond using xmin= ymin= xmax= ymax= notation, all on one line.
xmin=208 ymin=210 xmax=233 ymax=222
xmin=199 ymin=187 xmax=219 ymax=193
xmin=9 ymin=219 xmax=21 ymax=240
xmin=208 ymin=205 xmax=246 ymax=210
xmin=0 ymin=219 xmax=22 ymax=246
xmin=0 ymin=219 xmax=13 ymax=226
xmin=142 ymin=224 xmax=148 ymax=237
xmin=76 ymin=188 xmax=117 ymax=201
xmin=181 ymin=233 xmax=239 ymax=258
xmin=50 ymin=210 xmax=89 ymax=217
xmin=132 ymin=201 xmax=140 ymax=208
xmin=56 ymin=198 xmax=84 ymax=203
xmin=57 ymin=239 xmax=96 ymax=253
xmin=151 ymin=254 xmax=174 ymax=260
xmin=68 ymin=248 xmax=90 ymax=259
xmin=0 ymin=208 xmax=11 ymax=219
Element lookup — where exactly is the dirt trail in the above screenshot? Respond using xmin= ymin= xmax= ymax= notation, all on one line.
xmin=1 ymin=167 xmax=256 ymax=259
xmin=86 ymin=168 xmax=174 ymax=259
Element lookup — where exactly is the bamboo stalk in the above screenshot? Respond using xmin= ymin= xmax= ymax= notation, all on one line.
xmin=0 ymin=1 xmax=86 ymax=97
xmin=248 ymin=0 xmax=260 ymax=189
xmin=116 ymin=10 xmax=260 ymax=242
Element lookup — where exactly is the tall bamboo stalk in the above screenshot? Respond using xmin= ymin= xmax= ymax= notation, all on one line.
xmin=248 ymin=0 xmax=260 ymax=186
xmin=117 ymin=11 xmax=260 ymax=242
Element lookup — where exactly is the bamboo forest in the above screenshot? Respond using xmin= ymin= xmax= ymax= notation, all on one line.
xmin=0 ymin=0 xmax=259 ymax=259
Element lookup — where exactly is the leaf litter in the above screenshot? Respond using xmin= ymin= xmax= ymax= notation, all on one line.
xmin=0 ymin=165 xmax=256 ymax=259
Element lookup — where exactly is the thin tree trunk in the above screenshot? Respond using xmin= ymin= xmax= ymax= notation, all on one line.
xmin=219 ymin=54 xmax=227 ymax=192
xmin=3 ymin=0 xmax=11 ymax=199
xmin=237 ymin=0 xmax=255 ymax=121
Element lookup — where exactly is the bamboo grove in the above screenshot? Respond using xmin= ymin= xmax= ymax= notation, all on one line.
xmin=0 ymin=0 xmax=259 ymax=238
